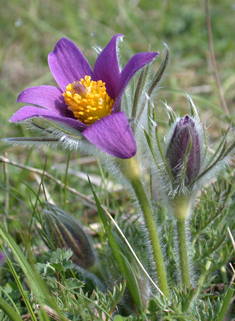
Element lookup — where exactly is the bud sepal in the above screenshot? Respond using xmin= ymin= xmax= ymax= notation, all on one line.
xmin=147 ymin=97 xmax=235 ymax=220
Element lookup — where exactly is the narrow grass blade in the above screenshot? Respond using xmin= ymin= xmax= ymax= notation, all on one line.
xmin=0 ymin=223 xmax=66 ymax=321
xmin=216 ymin=287 xmax=235 ymax=321
xmin=0 ymin=297 xmax=23 ymax=321
xmin=4 ymin=256 xmax=38 ymax=321
xmin=88 ymin=178 xmax=143 ymax=312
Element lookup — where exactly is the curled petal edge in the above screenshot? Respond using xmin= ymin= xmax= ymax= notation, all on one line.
xmin=82 ymin=111 xmax=136 ymax=159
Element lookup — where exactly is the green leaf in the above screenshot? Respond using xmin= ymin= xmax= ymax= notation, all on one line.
xmin=0 ymin=223 xmax=45 ymax=301
xmin=65 ymin=278 xmax=84 ymax=290
xmin=50 ymin=248 xmax=73 ymax=263
xmin=0 ymin=297 xmax=23 ymax=321
xmin=37 ymin=249 xmax=74 ymax=276
xmin=216 ymin=287 xmax=235 ymax=321
xmin=51 ymin=260 xmax=73 ymax=272
xmin=0 ymin=222 xmax=67 ymax=321
xmin=113 ymin=315 xmax=124 ymax=321
xmin=37 ymin=262 xmax=56 ymax=276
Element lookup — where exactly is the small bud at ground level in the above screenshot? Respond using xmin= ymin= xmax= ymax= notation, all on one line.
xmin=44 ymin=205 xmax=96 ymax=270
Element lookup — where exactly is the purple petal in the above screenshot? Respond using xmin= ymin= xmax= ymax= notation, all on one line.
xmin=17 ymin=85 xmax=73 ymax=117
xmin=48 ymin=38 xmax=95 ymax=92
xmin=113 ymin=51 xmax=159 ymax=113
xmin=10 ymin=106 xmax=88 ymax=131
xmin=82 ymin=111 xmax=136 ymax=159
xmin=0 ymin=253 xmax=4 ymax=266
xmin=94 ymin=34 xmax=123 ymax=99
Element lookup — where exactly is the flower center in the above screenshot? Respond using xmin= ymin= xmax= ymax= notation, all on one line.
xmin=63 ymin=75 xmax=114 ymax=125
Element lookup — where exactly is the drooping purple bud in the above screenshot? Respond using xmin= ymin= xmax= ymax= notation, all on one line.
xmin=44 ymin=205 xmax=96 ymax=270
xmin=166 ymin=115 xmax=200 ymax=185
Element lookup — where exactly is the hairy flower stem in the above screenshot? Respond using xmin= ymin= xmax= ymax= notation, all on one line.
xmin=117 ymin=158 xmax=170 ymax=298
xmin=176 ymin=218 xmax=190 ymax=288
xmin=132 ymin=180 xmax=170 ymax=297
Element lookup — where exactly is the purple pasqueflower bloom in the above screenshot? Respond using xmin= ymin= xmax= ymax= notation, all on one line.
xmin=166 ymin=115 xmax=201 ymax=184
xmin=10 ymin=34 xmax=158 ymax=159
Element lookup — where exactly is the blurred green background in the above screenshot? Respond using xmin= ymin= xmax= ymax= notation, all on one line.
xmin=1 ymin=0 xmax=235 ymax=138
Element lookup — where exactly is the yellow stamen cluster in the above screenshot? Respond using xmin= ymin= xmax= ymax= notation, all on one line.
xmin=63 ymin=75 xmax=114 ymax=125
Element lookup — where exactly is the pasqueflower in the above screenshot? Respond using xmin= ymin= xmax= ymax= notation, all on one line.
xmin=44 ymin=204 xmax=96 ymax=270
xmin=148 ymin=97 xmax=235 ymax=219
xmin=166 ymin=115 xmax=201 ymax=185
xmin=10 ymin=34 xmax=158 ymax=158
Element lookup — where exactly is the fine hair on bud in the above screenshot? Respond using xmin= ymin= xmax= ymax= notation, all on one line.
xmin=43 ymin=203 xmax=96 ymax=270
xmin=165 ymin=115 xmax=201 ymax=186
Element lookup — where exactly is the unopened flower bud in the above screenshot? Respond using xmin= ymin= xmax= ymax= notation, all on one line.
xmin=166 ymin=115 xmax=200 ymax=185
xmin=44 ymin=205 xmax=96 ymax=270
